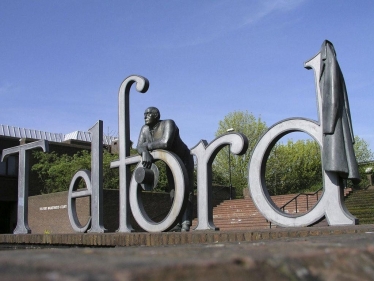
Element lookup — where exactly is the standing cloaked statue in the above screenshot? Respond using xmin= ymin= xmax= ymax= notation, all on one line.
xmin=319 ymin=40 xmax=360 ymax=182
xmin=137 ymin=107 xmax=194 ymax=231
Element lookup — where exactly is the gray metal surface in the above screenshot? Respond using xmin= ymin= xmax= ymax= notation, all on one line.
xmin=110 ymin=75 xmax=149 ymax=233
xmin=89 ymin=121 xmax=105 ymax=233
xmin=136 ymin=106 xmax=195 ymax=230
xmin=191 ymin=133 xmax=248 ymax=231
xmin=68 ymin=170 xmax=92 ymax=232
xmin=1 ymin=140 xmax=49 ymax=234
xmin=134 ymin=164 xmax=160 ymax=191
xmin=67 ymin=121 xmax=106 ymax=233
xmin=129 ymin=150 xmax=187 ymax=232
xmin=318 ymin=40 xmax=360 ymax=181
xmin=248 ymin=45 xmax=357 ymax=227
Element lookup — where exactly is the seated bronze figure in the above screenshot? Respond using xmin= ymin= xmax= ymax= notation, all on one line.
xmin=137 ymin=107 xmax=194 ymax=231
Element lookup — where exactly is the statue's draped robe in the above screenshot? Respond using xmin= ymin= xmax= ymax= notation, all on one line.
xmin=319 ymin=40 xmax=360 ymax=181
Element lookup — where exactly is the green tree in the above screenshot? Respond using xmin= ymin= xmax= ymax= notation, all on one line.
xmin=265 ymin=139 xmax=322 ymax=195
xmin=212 ymin=110 xmax=374 ymax=196
xmin=354 ymin=136 xmax=374 ymax=163
xmin=213 ymin=111 xmax=268 ymax=195
xmin=32 ymin=150 xmax=120 ymax=194
xmin=32 ymin=147 xmax=172 ymax=194
xmin=264 ymin=135 xmax=374 ymax=194
xmin=353 ymin=136 xmax=374 ymax=188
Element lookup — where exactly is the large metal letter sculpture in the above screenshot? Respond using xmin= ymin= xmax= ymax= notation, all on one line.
xmin=129 ymin=150 xmax=187 ymax=232
xmin=248 ymin=43 xmax=357 ymax=227
xmin=110 ymin=75 xmax=149 ymax=232
xmin=1 ymin=140 xmax=49 ymax=234
xmin=68 ymin=120 xmax=106 ymax=233
xmin=110 ymin=76 xmax=189 ymax=233
xmin=191 ymin=133 xmax=248 ymax=231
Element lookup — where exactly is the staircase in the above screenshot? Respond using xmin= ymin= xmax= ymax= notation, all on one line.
xmin=345 ymin=189 xmax=374 ymax=224
xmin=192 ymin=188 xmax=353 ymax=230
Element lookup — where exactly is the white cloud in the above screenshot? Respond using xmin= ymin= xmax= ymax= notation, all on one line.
xmin=148 ymin=0 xmax=309 ymax=49
xmin=241 ymin=0 xmax=308 ymax=26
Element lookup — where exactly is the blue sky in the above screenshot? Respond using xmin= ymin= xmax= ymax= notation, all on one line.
xmin=1 ymin=1 xmax=373 ymax=151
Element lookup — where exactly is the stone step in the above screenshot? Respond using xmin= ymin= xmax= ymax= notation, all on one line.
xmin=346 ymin=199 xmax=374 ymax=204
xmin=347 ymin=204 xmax=374 ymax=209
xmin=357 ymin=218 xmax=374 ymax=224
xmin=355 ymin=209 xmax=374 ymax=214
xmin=191 ymin=221 xmax=270 ymax=230
xmin=344 ymin=189 xmax=374 ymax=225
xmin=346 ymin=193 xmax=374 ymax=198
xmin=216 ymin=202 xmax=319 ymax=211
xmin=191 ymin=189 xmax=354 ymax=231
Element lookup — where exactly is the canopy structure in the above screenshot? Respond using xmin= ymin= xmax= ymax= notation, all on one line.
xmin=0 ymin=124 xmax=116 ymax=145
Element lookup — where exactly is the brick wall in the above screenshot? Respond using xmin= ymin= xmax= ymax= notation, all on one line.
xmin=28 ymin=191 xmax=89 ymax=234
xmin=28 ymin=190 xmax=175 ymax=234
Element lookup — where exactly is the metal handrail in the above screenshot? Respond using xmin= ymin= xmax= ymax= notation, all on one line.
xmin=279 ymin=187 xmax=323 ymax=212
xmin=268 ymin=187 xmax=323 ymax=228
xmin=212 ymin=186 xmax=228 ymax=196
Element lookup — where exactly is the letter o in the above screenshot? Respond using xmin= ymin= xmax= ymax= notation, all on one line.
xmin=129 ymin=150 xmax=187 ymax=232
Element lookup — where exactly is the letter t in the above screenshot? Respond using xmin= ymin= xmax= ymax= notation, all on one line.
xmin=1 ymin=140 xmax=49 ymax=234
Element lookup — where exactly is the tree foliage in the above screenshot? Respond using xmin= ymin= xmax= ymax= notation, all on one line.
xmin=32 ymin=148 xmax=172 ymax=194
xmin=353 ymin=136 xmax=374 ymax=188
xmin=354 ymin=136 xmax=374 ymax=163
xmin=213 ymin=110 xmax=374 ymax=196
xmin=32 ymin=150 xmax=120 ymax=194
xmin=265 ymin=135 xmax=374 ymax=194
xmin=212 ymin=111 xmax=268 ymax=194
xmin=265 ymin=139 xmax=322 ymax=195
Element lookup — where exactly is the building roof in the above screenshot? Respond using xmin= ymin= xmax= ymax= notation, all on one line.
xmin=0 ymin=125 xmax=116 ymax=145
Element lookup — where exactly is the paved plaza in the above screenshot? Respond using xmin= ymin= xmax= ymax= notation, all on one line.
xmin=1 ymin=225 xmax=374 ymax=280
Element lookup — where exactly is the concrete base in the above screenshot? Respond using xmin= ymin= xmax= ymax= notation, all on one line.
xmin=1 ymin=226 xmax=374 ymax=280
xmin=0 ymin=225 xmax=372 ymax=247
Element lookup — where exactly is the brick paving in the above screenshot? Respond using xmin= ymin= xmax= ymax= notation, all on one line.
xmin=0 ymin=225 xmax=373 ymax=247
xmin=0 ymin=225 xmax=374 ymax=280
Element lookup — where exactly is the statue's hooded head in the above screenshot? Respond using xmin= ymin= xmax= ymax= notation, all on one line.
xmin=144 ymin=107 xmax=160 ymax=126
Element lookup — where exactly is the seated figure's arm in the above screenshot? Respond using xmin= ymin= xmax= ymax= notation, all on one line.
xmin=137 ymin=126 xmax=148 ymax=155
xmin=147 ymin=120 xmax=176 ymax=151
xmin=136 ymin=126 xmax=153 ymax=169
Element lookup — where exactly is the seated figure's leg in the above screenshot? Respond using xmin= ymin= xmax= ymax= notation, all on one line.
xmin=166 ymin=167 xmax=181 ymax=231
xmin=181 ymin=191 xmax=193 ymax=231
xmin=166 ymin=155 xmax=194 ymax=232
xmin=181 ymin=155 xmax=195 ymax=232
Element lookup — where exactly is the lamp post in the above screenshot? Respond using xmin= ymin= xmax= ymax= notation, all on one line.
xmin=227 ymin=128 xmax=234 ymax=200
